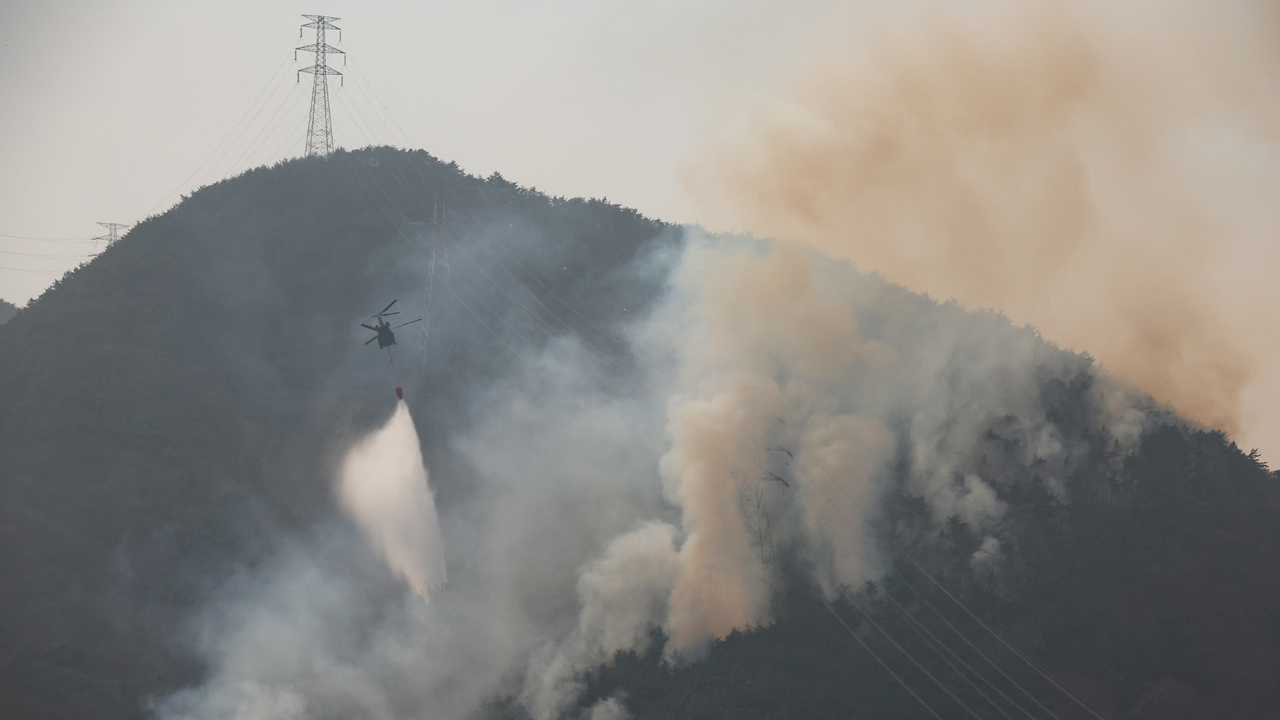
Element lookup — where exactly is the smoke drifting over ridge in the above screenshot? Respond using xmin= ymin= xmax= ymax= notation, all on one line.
xmin=516 ymin=232 xmax=1149 ymax=718
xmin=683 ymin=0 xmax=1280 ymax=455
xmin=156 ymin=225 xmax=1152 ymax=720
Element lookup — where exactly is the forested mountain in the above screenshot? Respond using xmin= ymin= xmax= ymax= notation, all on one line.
xmin=1 ymin=148 xmax=1277 ymax=720
xmin=558 ymin=424 xmax=1280 ymax=720
xmin=0 ymin=299 xmax=16 ymax=325
xmin=0 ymin=148 xmax=670 ymax=720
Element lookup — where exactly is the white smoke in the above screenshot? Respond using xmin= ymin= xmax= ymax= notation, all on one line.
xmin=521 ymin=522 xmax=679 ymax=720
xmin=682 ymin=0 xmax=1280 ymax=457
xmin=587 ymin=697 xmax=631 ymax=720
xmin=158 ymin=230 xmax=1153 ymax=720
xmin=519 ymin=230 xmax=1149 ymax=716
xmin=338 ymin=400 xmax=446 ymax=601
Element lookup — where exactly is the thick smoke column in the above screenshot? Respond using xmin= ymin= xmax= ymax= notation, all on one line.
xmin=156 ymin=230 xmax=1152 ymax=720
xmin=520 ymin=230 xmax=1143 ymax=718
xmin=339 ymin=400 xmax=446 ymax=601
xmin=683 ymin=0 xmax=1280 ymax=456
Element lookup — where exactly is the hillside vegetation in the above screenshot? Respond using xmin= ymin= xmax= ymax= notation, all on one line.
xmin=0 ymin=148 xmax=669 ymax=720
xmin=1 ymin=148 xmax=1277 ymax=720
xmin=0 ymin=298 xmax=17 ymax=324
xmin=562 ymin=424 xmax=1280 ymax=719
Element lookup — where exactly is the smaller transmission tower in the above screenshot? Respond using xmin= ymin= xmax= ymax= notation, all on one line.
xmin=92 ymin=222 xmax=131 ymax=248
xmin=296 ymin=15 xmax=344 ymax=157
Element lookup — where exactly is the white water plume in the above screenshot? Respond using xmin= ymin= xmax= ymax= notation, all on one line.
xmin=339 ymin=401 xmax=447 ymax=601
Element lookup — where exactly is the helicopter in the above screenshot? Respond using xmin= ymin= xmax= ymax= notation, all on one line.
xmin=362 ymin=300 xmax=422 ymax=400
xmin=361 ymin=300 xmax=422 ymax=350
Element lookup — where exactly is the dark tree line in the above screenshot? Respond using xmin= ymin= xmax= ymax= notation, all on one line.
xmin=0 ymin=148 xmax=672 ymax=720
xmin=554 ymin=418 xmax=1280 ymax=720
xmin=3 ymin=147 xmax=1278 ymax=720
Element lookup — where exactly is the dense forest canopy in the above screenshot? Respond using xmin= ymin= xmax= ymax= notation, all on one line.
xmin=1 ymin=148 xmax=1276 ymax=720
xmin=0 ymin=298 xmax=16 ymax=325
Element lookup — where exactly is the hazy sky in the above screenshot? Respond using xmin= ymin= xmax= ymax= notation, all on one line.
xmin=4 ymin=0 xmax=1278 ymax=458
xmin=0 ymin=0 xmax=835 ymax=303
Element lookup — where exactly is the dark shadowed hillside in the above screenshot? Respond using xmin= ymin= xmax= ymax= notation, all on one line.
xmin=561 ymin=425 xmax=1280 ymax=720
xmin=0 ymin=148 xmax=671 ymax=720
xmin=3 ymin=147 xmax=1279 ymax=720
xmin=0 ymin=299 xmax=16 ymax=325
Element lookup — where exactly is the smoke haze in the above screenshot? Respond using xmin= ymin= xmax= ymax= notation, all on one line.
xmin=517 ymin=231 xmax=1149 ymax=717
xmin=156 ymin=226 xmax=1154 ymax=719
xmin=132 ymin=8 xmax=1280 ymax=703
xmin=682 ymin=0 xmax=1280 ymax=457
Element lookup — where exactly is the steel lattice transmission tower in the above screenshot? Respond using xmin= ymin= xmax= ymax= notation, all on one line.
xmin=92 ymin=222 xmax=131 ymax=248
xmin=296 ymin=14 xmax=344 ymax=157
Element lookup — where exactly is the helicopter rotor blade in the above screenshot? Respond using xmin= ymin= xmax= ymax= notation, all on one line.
xmin=380 ymin=300 xmax=398 ymax=315
xmin=380 ymin=312 xmax=400 ymax=317
xmin=360 ymin=324 xmax=378 ymax=331
xmin=364 ymin=336 xmax=378 ymax=345
xmin=392 ymin=318 xmax=422 ymax=329
xmin=764 ymin=471 xmax=791 ymax=488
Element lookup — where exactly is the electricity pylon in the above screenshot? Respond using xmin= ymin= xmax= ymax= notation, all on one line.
xmin=296 ymin=14 xmax=344 ymax=157
xmin=92 ymin=222 xmax=130 ymax=248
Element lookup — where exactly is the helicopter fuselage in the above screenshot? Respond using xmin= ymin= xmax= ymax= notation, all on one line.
xmin=362 ymin=301 xmax=418 ymax=353
xmin=376 ymin=322 xmax=396 ymax=349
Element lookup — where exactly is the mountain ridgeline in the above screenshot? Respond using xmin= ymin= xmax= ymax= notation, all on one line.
xmin=558 ymin=423 xmax=1280 ymax=720
xmin=0 ymin=148 xmax=1277 ymax=720
xmin=0 ymin=148 xmax=670 ymax=719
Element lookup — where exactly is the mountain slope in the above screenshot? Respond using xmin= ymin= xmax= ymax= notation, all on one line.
xmin=0 ymin=148 xmax=671 ymax=720
xmin=565 ymin=424 xmax=1280 ymax=720
xmin=2 ymin=147 xmax=1278 ymax=720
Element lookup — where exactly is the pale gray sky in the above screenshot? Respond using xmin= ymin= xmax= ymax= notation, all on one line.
xmin=0 ymin=0 xmax=835 ymax=303
xmin=4 ymin=0 xmax=1279 ymax=459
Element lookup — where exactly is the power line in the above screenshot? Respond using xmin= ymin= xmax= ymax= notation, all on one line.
xmin=844 ymin=594 xmax=989 ymax=719
xmin=895 ymin=572 xmax=1065 ymax=720
xmin=194 ymin=69 xmax=298 ymax=188
xmin=822 ymin=601 xmax=947 ymax=720
xmin=890 ymin=543 xmax=1107 ymax=720
xmin=331 ymin=152 xmax=667 ymax=458
xmin=329 ymin=128 xmax=1098 ymax=720
xmin=352 ymin=141 xmax=1104 ymax=720
xmin=0 ymin=265 xmax=61 ymax=275
xmin=227 ymin=86 xmax=308 ymax=172
xmin=0 ymin=248 xmax=97 ymax=260
xmin=327 ymin=124 xmax=649 ymax=386
xmin=333 ymin=56 xmax=641 ymax=360
xmin=0 ymin=233 xmax=96 ymax=244
xmin=1004 ymin=595 xmax=1184 ymax=720
xmin=143 ymin=52 xmax=295 ymax=217
xmin=264 ymin=110 xmax=309 ymax=165
xmin=884 ymin=590 xmax=1034 ymax=720
xmin=336 ymin=81 xmax=1134 ymax=717
xmin=794 ymin=453 xmax=1073 ymax=719
xmin=347 ymin=60 xmax=418 ymax=147
xmin=343 ymin=161 xmax=999 ymax=705
xmin=345 ymin=65 xmax=408 ymax=147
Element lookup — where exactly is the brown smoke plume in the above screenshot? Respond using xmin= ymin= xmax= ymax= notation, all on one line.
xmin=683 ymin=0 xmax=1280 ymax=448
xmin=655 ymin=241 xmax=896 ymax=651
